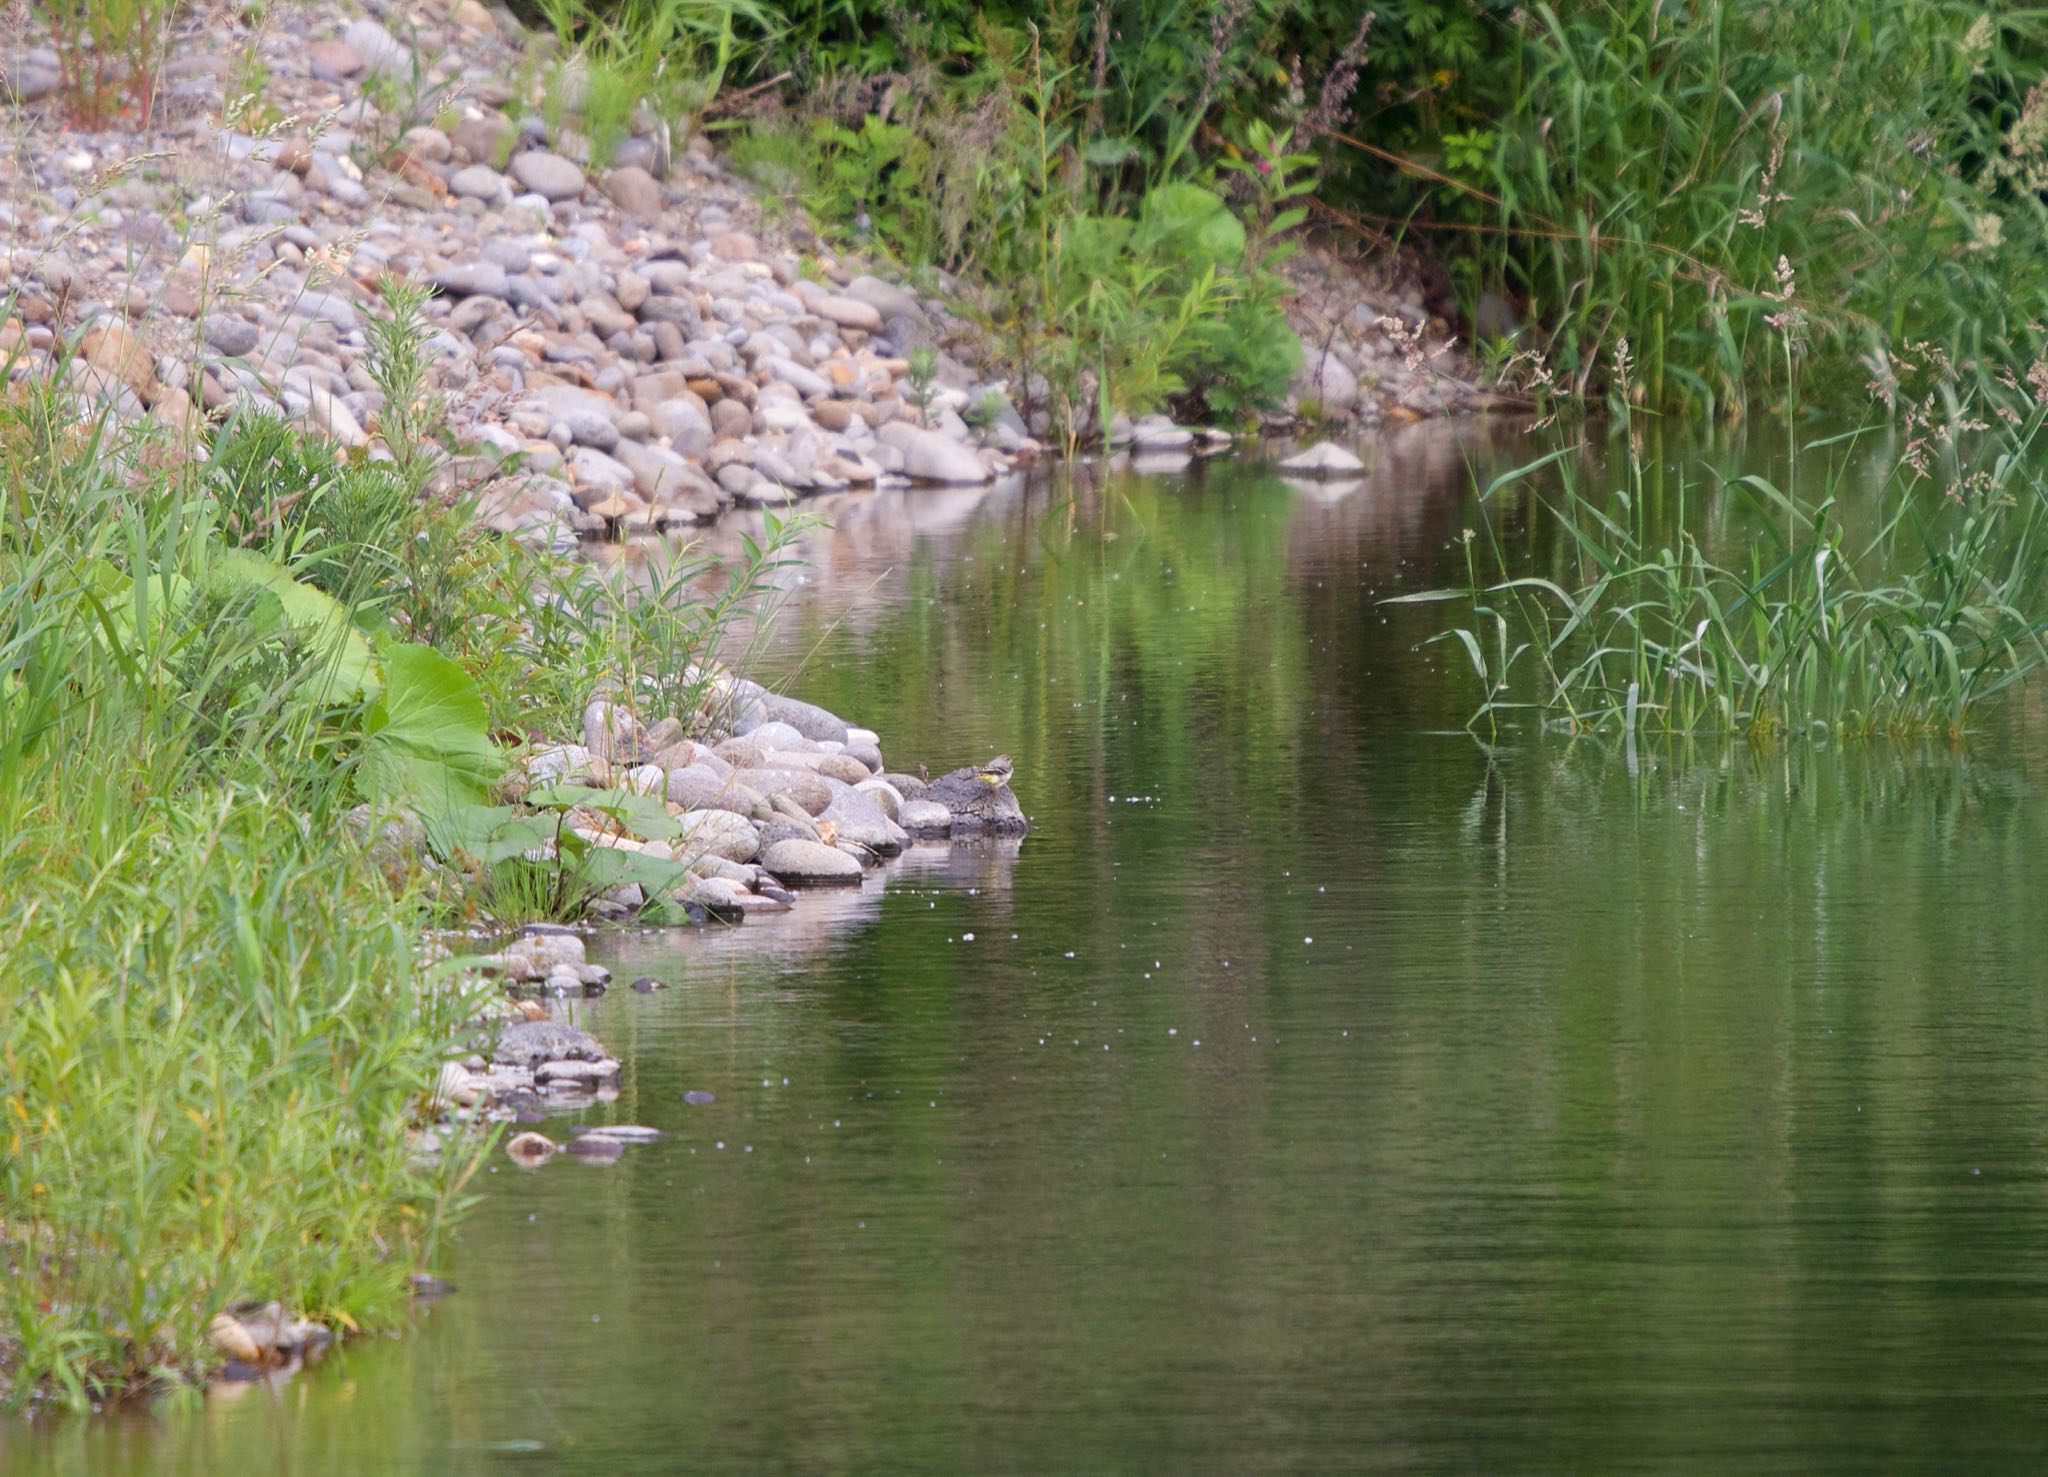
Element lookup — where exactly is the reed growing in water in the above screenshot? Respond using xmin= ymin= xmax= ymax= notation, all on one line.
xmin=1402 ymin=360 xmax=2048 ymax=740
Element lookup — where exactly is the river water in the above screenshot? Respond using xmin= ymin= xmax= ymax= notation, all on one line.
xmin=17 ymin=422 xmax=2048 ymax=1472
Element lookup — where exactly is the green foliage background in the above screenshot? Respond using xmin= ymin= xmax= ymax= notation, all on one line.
xmin=688 ymin=0 xmax=2048 ymax=416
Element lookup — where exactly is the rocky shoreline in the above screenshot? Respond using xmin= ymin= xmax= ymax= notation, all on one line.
xmin=213 ymin=672 xmax=1023 ymax=1386
xmin=423 ymin=670 xmax=1024 ymax=1129
xmin=0 ymin=0 xmax=1494 ymax=557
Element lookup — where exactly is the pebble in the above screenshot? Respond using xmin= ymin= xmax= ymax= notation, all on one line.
xmin=434 ymin=261 xmax=510 ymax=298
xmin=603 ymin=166 xmax=663 ymax=217
xmin=343 ymin=18 xmax=411 ymax=78
xmin=307 ymin=39 xmax=363 ymax=80
xmin=0 ymin=0 xmax=1458 ymax=555
xmin=449 ymin=164 xmax=507 ymax=202
xmin=510 ymin=150 xmax=585 ymax=202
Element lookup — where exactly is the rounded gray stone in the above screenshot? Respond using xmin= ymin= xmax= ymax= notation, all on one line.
xmin=205 ymin=318 xmax=260 ymax=357
xmin=673 ymin=808 xmax=761 ymax=863
xmin=450 ymin=164 xmax=508 ymax=202
xmin=761 ymin=838 xmax=863 ymax=886
xmin=510 ymin=150 xmax=586 ymax=202
xmin=899 ymin=798 xmax=952 ymax=837
xmin=820 ymin=787 xmax=906 ymax=855
xmin=433 ymin=261 xmax=510 ymax=298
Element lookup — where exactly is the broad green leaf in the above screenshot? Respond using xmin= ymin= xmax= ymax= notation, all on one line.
xmin=428 ymin=803 xmax=554 ymax=865
xmin=525 ymin=784 xmax=683 ymax=841
xmin=360 ymin=641 xmax=498 ymax=817
xmin=1140 ymin=183 xmax=1245 ymax=264
xmin=578 ymin=845 xmax=692 ymax=895
xmin=209 ymin=548 xmax=380 ymax=700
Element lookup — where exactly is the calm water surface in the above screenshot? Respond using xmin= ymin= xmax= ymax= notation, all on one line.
xmin=17 ymin=422 xmax=2048 ymax=1472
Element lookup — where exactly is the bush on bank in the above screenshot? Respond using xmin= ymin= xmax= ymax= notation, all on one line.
xmin=579 ymin=0 xmax=2048 ymax=420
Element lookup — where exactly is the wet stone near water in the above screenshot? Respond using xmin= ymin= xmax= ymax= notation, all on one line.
xmin=562 ymin=1135 xmax=623 ymax=1163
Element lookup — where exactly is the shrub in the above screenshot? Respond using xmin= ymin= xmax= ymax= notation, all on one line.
xmin=747 ymin=0 xmax=2048 ymax=416
xmin=33 ymin=0 xmax=184 ymax=127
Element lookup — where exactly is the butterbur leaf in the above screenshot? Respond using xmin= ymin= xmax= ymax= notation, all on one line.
xmin=525 ymin=785 xmax=683 ymax=841
xmin=523 ymin=783 xmax=607 ymax=811
xmin=1140 ymin=183 xmax=1245 ymax=265
xmin=429 ymin=804 xmax=553 ymax=866
xmin=578 ymin=845 xmax=691 ymax=895
xmin=360 ymin=642 xmax=499 ymax=818
xmin=207 ymin=548 xmax=380 ymax=700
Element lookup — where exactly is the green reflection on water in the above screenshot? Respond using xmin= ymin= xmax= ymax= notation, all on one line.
xmin=15 ymin=425 xmax=2048 ymax=1474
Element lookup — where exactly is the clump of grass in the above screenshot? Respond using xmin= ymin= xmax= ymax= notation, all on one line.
xmin=1341 ymin=0 xmax=2048 ymax=414
xmin=1402 ymin=376 xmax=2048 ymax=740
xmin=532 ymin=0 xmax=778 ymax=166
xmin=33 ymin=0 xmax=185 ymax=127
xmin=0 ymin=280 xmax=811 ymax=1408
xmin=0 ymin=388 xmax=491 ymax=1411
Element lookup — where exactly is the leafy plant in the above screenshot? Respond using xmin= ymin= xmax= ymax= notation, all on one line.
xmin=533 ymin=0 xmax=780 ymax=165
xmin=359 ymin=641 xmax=499 ymax=820
xmin=362 ymin=276 xmax=447 ymax=491
xmin=435 ymin=784 xmax=700 ymax=922
xmin=741 ymin=37 xmax=1315 ymax=433
xmin=34 ymin=0 xmax=185 ymax=126
xmin=905 ymin=345 xmax=939 ymax=420
xmin=207 ymin=408 xmax=416 ymax=606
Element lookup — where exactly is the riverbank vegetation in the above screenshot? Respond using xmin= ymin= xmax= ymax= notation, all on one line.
xmin=12 ymin=0 xmax=2048 ymax=1418
xmin=1404 ymin=356 xmax=2048 ymax=738
xmin=533 ymin=0 xmax=2048 ymax=421
xmin=0 ymin=283 xmax=793 ymax=1410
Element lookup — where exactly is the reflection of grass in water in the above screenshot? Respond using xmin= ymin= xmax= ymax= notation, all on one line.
xmin=787 ymin=467 xmax=1317 ymax=823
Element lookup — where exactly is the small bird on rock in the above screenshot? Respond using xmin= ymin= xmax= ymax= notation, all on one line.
xmin=976 ymin=755 xmax=1015 ymax=787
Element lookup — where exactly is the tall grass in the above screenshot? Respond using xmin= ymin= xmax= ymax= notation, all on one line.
xmin=0 ymin=284 xmax=809 ymax=1408
xmin=0 ymin=392 xmax=490 ymax=1410
xmin=744 ymin=0 xmax=2048 ymax=416
xmin=1341 ymin=0 xmax=2047 ymax=413
xmin=531 ymin=0 xmax=780 ymax=165
xmin=1401 ymin=397 xmax=2048 ymax=740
